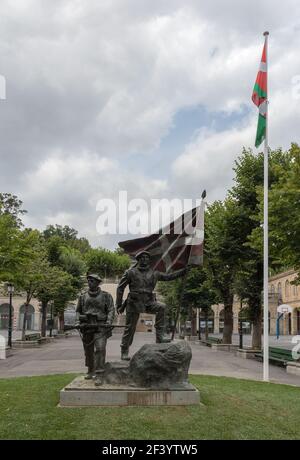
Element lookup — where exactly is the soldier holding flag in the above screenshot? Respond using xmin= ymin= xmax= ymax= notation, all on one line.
xmin=116 ymin=200 xmax=205 ymax=360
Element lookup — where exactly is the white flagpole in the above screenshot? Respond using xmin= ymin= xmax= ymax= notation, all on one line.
xmin=263 ymin=31 xmax=269 ymax=382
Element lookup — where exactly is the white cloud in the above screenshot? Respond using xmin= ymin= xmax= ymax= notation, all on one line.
xmin=1 ymin=0 xmax=300 ymax=247
xmin=171 ymin=121 xmax=255 ymax=203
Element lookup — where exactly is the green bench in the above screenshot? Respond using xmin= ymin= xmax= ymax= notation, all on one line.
xmin=207 ymin=337 xmax=222 ymax=344
xmin=25 ymin=333 xmax=41 ymax=342
xmin=255 ymin=347 xmax=296 ymax=367
xmin=201 ymin=336 xmax=222 ymax=346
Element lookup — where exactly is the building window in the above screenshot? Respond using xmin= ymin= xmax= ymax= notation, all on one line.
xmin=285 ymin=280 xmax=290 ymax=299
xmin=293 ymin=284 xmax=298 ymax=297
xmin=278 ymin=282 xmax=282 ymax=299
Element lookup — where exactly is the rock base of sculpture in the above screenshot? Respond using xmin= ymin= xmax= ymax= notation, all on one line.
xmin=59 ymin=375 xmax=199 ymax=406
xmin=59 ymin=342 xmax=199 ymax=406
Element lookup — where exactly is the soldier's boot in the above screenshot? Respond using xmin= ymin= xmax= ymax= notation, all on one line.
xmin=121 ymin=347 xmax=130 ymax=361
xmin=84 ymin=367 xmax=94 ymax=380
xmin=94 ymin=371 xmax=104 ymax=387
xmin=156 ymin=329 xmax=171 ymax=344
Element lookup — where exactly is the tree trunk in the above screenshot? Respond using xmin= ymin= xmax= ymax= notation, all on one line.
xmin=251 ymin=305 xmax=262 ymax=349
xmin=41 ymin=301 xmax=48 ymax=338
xmin=222 ymin=301 xmax=233 ymax=344
xmin=205 ymin=308 xmax=209 ymax=341
xmin=171 ymin=305 xmax=180 ymax=340
xmin=58 ymin=311 xmax=64 ymax=332
xmin=191 ymin=308 xmax=197 ymax=336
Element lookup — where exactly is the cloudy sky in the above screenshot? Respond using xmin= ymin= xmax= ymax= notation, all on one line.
xmin=1 ymin=0 xmax=300 ymax=249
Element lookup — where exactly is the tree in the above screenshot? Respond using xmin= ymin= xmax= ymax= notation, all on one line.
xmin=0 ymin=194 xmax=29 ymax=281
xmin=230 ymin=147 xmax=288 ymax=348
xmin=267 ymin=143 xmax=300 ymax=278
xmin=43 ymin=224 xmax=91 ymax=255
xmin=157 ymin=267 xmax=217 ymax=339
xmin=0 ymin=193 xmax=27 ymax=228
xmin=13 ymin=230 xmax=49 ymax=340
xmin=205 ymin=199 xmax=244 ymax=344
xmin=0 ymin=214 xmax=23 ymax=281
xmin=44 ymin=235 xmax=86 ymax=290
xmin=183 ymin=267 xmax=217 ymax=339
xmin=85 ymin=248 xmax=130 ymax=279
xmin=157 ymin=276 xmax=186 ymax=337
xmin=58 ymin=246 xmax=86 ymax=291
xmin=43 ymin=224 xmax=78 ymax=241
xmin=36 ymin=266 xmax=76 ymax=337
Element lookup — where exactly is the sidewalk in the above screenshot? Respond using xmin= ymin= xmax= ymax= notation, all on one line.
xmin=0 ymin=332 xmax=300 ymax=387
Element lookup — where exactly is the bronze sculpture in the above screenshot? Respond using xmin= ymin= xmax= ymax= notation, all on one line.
xmin=116 ymin=250 xmax=187 ymax=360
xmin=75 ymin=273 xmax=115 ymax=386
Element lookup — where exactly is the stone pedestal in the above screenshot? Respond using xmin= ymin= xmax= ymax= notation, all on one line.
xmin=60 ymin=342 xmax=199 ymax=407
xmin=236 ymin=348 xmax=258 ymax=359
xmin=59 ymin=376 xmax=200 ymax=407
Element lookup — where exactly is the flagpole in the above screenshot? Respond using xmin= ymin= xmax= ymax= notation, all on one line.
xmin=263 ymin=30 xmax=269 ymax=382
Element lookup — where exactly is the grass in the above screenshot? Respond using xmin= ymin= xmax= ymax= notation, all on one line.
xmin=0 ymin=373 xmax=299 ymax=440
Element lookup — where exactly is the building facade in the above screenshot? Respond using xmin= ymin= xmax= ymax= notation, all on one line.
xmin=207 ymin=269 xmax=300 ymax=336
xmin=0 ymin=296 xmax=41 ymax=331
xmin=0 ymin=281 xmax=155 ymax=333
xmin=2 ymin=270 xmax=299 ymax=336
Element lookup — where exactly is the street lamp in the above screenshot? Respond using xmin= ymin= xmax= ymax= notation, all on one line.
xmin=7 ymin=283 xmax=14 ymax=348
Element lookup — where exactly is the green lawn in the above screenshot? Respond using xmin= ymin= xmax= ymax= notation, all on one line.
xmin=0 ymin=374 xmax=299 ymax=440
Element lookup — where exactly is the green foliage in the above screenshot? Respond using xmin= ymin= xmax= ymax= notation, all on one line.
xmin=85 ymin=248 xmax=131 ymax=278
xmin=205 ymin=199 xmax=244 ymax=303
xmin=0 ymin=214 xmax=23 ymax=280
xmin=43 ymin=224 xmax=91 ymax=254
xmin=43 ymin=224 xmax=78 ymax=241
xmin=0 ymin=195 xmax=29 ymax=281
xmin=44 ymin=235 xmax=87 ymax=291
xmin=36 ymin=266 xmax=76 ymax=309
xmin=58 ymin=247 xmax=86 ymax=290
xmin=259 ymin=143 xmax=300 ymax=279
xmin=12 ymin=229 xmax=49 ymax=300
xmin=157 ymin=267 xmax=217 ymax=328
xmin=0 ymin=192 xmax=27 ymax=227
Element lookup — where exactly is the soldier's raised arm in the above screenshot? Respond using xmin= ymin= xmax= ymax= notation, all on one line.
xmin=116 ymin=269 xmax=130 ymax=313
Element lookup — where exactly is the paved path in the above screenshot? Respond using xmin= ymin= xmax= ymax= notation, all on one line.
xmin=1 ymin=332 xmax=300 ymax=386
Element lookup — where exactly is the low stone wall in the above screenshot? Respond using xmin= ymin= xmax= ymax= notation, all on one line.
xmin=12 ymin=340 xmax=41 ymax=348
xmin=210 ymin=344 xmax=239 ymax=352
xmin=236 ymin=348 xmax=260 ymax=359
xmin=184 ymin=335 xmax=199 ymax=342
xmin=286 ymin=361 xmax=300 ymax=376
xmin=0 ymin=335 xmax=6 ymax=359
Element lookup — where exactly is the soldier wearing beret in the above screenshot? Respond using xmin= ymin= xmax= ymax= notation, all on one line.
xmin=76 ymin=273 xmax=115 ymax=386
xmin=116 ymin=250 xmax=187 ymax=360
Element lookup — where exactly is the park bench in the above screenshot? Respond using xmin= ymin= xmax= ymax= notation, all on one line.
xmin=201 ymin=336 xmax=222 ymax=346
xmin=254 ymin=346 xmax=297 ymax=367
xmin=206 ymin=336 xmax=222 ymax=344
xmin=25 ymin=333 xmax=41 ymax=342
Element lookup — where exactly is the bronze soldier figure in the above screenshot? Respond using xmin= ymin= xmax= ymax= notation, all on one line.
xmin=76 ymin=273 xmax=115 ymax=386
xmin=116 ymin=251 xmax=187 ymax=360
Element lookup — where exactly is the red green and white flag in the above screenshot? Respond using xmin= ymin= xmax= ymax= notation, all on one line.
xmin=252 ymin=38 xmax=267 ymax=147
